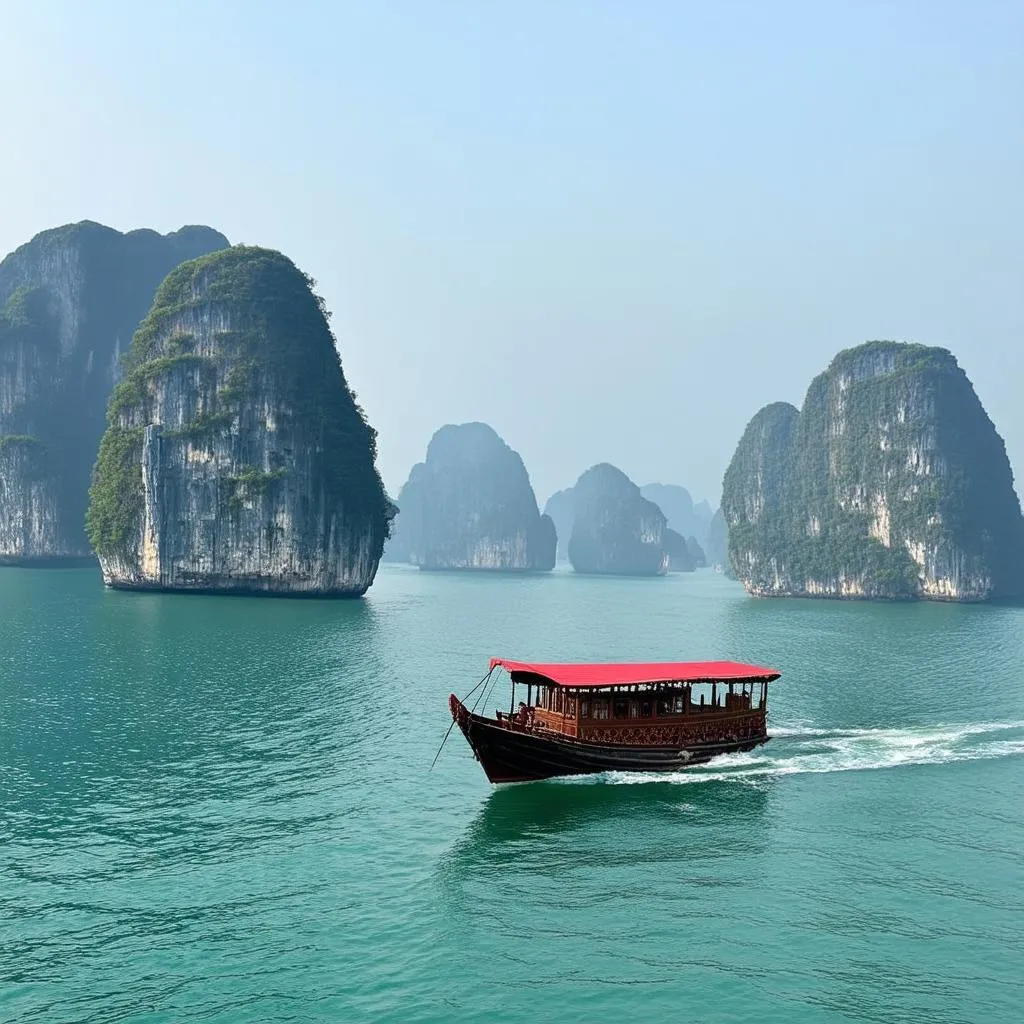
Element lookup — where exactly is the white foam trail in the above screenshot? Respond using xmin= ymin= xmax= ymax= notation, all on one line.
xmin=601 ymin=719 xmax=1024 ymax=786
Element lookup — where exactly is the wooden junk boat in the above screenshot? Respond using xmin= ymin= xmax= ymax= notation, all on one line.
xmin=449 ymin=658 xmax=781 ymax=783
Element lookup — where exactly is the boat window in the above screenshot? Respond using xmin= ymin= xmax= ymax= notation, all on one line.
xmin=640 ymin=700 xmax=652 ymax=718
xmin=613 ymin=700 xmax=628 ymax=719
xmin=566 ymin=697 xmax=576 ymax=717
xmin=580 ymin=700 xmax=590 ymax=719
xmin=628 ymin=701 xmax=641 ymax=718
xmin=593 ymin=699 xmax=609 ymax=720
xmin=673 ymin=694 xmax=685 ymax=713
xmin=657 ymin=698 xmax=671 ymax=716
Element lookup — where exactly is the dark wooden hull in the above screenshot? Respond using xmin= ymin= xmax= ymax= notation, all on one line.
xmin=449 ymin=695 xmax=768 ymax=784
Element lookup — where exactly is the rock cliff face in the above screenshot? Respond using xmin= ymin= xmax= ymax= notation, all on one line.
xmin=386 ymin=422 xmax=555 ymax=571
xmin=0 ymin=221 xmax=229 ymax=563
xmin=568 ymin=463 xmax=668 ymax=575
xmin=87 ymin=246 xmax=392 ymax=596
xmin=722 ymin=341 xmax=1024 ymax=600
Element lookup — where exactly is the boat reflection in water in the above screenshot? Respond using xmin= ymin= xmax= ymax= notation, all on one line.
xmin=449 ymin=658 xmax=782 ymax=784
xmin=436 ymin=775 xmax=774 ymax=917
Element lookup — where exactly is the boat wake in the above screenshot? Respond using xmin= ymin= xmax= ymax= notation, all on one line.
xmin=598 ymin=719 xmax=1024 ymax=786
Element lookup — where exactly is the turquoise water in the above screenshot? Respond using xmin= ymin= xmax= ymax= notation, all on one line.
xmin=1 ymin=565 xmax=1023 ymax=1023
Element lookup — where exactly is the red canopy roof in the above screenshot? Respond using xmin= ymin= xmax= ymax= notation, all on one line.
xmin=488 ymin=659 xmax=780 ymax=689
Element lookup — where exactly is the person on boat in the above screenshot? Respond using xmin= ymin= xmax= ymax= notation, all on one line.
xmin=517 ymin=702 xmax=530 ymax=726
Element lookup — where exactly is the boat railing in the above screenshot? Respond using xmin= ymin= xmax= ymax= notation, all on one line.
xmin=495 ymin=700 xmax=766 ymax=740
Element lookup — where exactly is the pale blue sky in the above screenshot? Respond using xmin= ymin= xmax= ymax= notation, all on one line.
xmin=2 ymin=1 xmax=1021 ymax=506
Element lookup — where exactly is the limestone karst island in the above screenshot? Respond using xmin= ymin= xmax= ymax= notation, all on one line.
xmin=86 ymin=246 xmax=392 ymax=595
xmin=722 ymin=341 xmax=1024 ymax=602
xmin=384 ymin=422 xmax=555 ymax=571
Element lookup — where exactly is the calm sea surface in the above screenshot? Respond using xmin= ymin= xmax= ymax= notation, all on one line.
xmin=1 ymin=565 xmax=1022 ymax=1023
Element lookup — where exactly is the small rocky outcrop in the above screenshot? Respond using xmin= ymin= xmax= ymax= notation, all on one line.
xmin=542 ymin=487 xmax=575 ymax=562
xmin=663 ymin=528 xmax=696 ymax=572
xmin=687 ymin=536 xmax=707 ymax=568
xmin=87 ymin=246 xmax=392 ymax=595
xmin=386 ymin=422 xmax=555 ymax=571
xmin=641 ymin=482 xmax=720 ymax=568
xmin=640 ymin=484 xmax=712 ymax=545
xmin=0 ymin=221 xmax=229 ymax=564
xmin=568 ymin=463 xmax=668 ymax=575
xmin=722 ymin=341 xmax=1024 ymax=600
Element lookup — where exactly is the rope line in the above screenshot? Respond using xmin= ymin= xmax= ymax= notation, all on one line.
xmin=428 ymin=666 xmax=495 ymax=770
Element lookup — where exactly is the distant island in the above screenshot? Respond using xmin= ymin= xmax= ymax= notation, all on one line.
xmin=541 ymin=487 xmax=575 ymax=562
xmin=722 ymin=341 xmax=1024 ymax=601
xmin=640 ymin=483 xmax=728 ymax=573
xmin=87 ymin=246 xmax=392 ymax=595
xmin=544 ymin=477 xmax=726 ymax=574
xmin=567 ymin=464 xmax=668 ymax=575
xmin=384 ymin=422 xmax=555 ymax=571
xmin=639 ymin=484 xmax=711 ymax=545
xmin=662 ymin=528 xmax=696 ymax=572
xmin=0 ymin=221 xmax=229 ymax=564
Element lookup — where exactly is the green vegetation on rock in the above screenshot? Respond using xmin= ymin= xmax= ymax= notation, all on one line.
xmin=87 ymin=245 xmax=392 ymax=593
xmin=225 ymin=468 xmax=288 ymax=512
xmin=722 ymin=341 xmax=1024 ymax=600
xmin=86 ymin=427 xmax=145 ymax=555
xmin=0 ymin=434 xmax=44 ymax=450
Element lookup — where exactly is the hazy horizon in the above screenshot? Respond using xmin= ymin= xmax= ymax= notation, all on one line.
xmin=3 ymin=2 xmax=1021 ymax=508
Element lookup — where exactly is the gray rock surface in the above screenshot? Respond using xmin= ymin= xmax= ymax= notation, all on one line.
xmin=0 ymin=221 xmax=229 ymax=563
xmin=88 ymin=246 xmax=391 ymax=595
